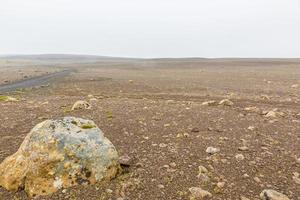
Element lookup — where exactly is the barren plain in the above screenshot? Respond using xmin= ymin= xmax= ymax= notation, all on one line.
xmin=0 ymin=56 xmax=299 ymax=200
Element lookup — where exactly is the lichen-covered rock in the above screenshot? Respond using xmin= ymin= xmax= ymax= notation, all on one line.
xmin=71 ymin=100 xmax=91 ymax=110
xmin=0 ymin=117 xmax=119 ymax=197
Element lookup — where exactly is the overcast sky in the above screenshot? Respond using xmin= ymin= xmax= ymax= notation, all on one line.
xmin=0 ymin=0 xmax=300 ymax=58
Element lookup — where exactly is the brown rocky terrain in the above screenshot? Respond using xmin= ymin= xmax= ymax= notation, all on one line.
xmin=0 ymin=57 xmax=299 ymax=199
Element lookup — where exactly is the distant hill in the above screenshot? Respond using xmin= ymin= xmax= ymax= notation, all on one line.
xmin=0 ymin=54 xmax=141 ymax=65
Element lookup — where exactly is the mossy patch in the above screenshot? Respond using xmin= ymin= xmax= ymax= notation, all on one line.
xmin=0 ymin=95 xmax=18 ymax=102
xmin=106 ymin=111 xmax=113 ymax=119
xmin=0 ymin=95 xmax=9 ymax=101
xmin=80 ymin=124 xmax=96 ymax=129
xmin=71 ymin=120 xmax=78 ymax=125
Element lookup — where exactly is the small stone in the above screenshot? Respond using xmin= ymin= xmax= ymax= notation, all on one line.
xmin=189 ymin=187 xmax=212 ymax=199
xmin=198 ymin=165 xmax=208 ymax=174
xmin=202 ymin=101 xmax=217 ymax=106
xmin=240 ymin=196 xmax=250 ymax=200
xmin=216 ymin=182 xmax=225 ymax=188
xmin=254 ymin=177 xmax=261 ymax=183
xmin=206 ymin=147 xmax=220 ymax=155
xmin=291 ymin=84 xmax=299 ymax=88
xmin=292 ymin=172 xmax=300 ymax=184
xmin=260 ymin=189 xmax=290 ymax=200
xmin=191 ymin=127 xmax=200 ymax=133
xmin=219 ymin=99 xmax=234 ymax=106
xmin=244 ymin=106 xmax=260 ymax=113
xmin=106 ymin=189 xmax=113 ymax=193
xmin=157 ymin=184 xmax=165 ymax=189
xmin=71 ymin=100 xmax=91 ymax=110
xmin=265 ymin=111 xmax=277 ymax=118
xmin=242 ymin=174 xmax=250 ymax=178
xmin=235 ymin=154 xmax=245 ymax=161
xmin=119 ymin=154 xmax=132 ymax=167
xmin=170 ymin=162 xmax=177 ymax=168
xmin=247 ymin=126 xmax=256 ymax=131
xmin=238 ymin=146 xmax=249 ymax=151
xmin=159 ymin=143 xmax=167 ymax=148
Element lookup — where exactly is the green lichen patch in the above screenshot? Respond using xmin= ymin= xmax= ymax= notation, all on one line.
xmin=71 ymin=120 xmax=78 ymax=125
xmin=106 ymin=111 xmax=113 ymax=119
xmin=80 ymin=124 xmax=96 ymax=129
xmin=0 ymin=95 xmax=9 ymax=101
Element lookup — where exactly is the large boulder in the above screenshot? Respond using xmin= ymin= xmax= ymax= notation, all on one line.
xmin=0 ymin=117 xmax=119 ymax=197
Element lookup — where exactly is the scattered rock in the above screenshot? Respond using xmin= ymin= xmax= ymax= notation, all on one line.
xmin=157 ymin=184 xmax=165 ymax=189
xmin=216 ymin=182 xmax=225 ymax=188
xmin=238 ymin=146 xmax=249 ymax=151
xmin=260 ymin=189 xmax=290 ymax=200
xmin=206 ymin=147 xmax=220 ymax=155
xmin=159 ymin=143 xmax=167 ymax=148
xmin=291 ymin=84 xmax=299 ymax=88
xmin=235 ymin=154 xmax=245 ymax=161
xmin=247 ymin=126 xmax=256 ymax=131
xmin=189 ymin=187 xmax=212 ymax=199
xmin=265 ymin=109 xmax=285 ymax=118
xmin=119 ymin=154 xmax=133 ymax=167
xmin=202 ymin=101 xmax=217 ymax=106
xmin=191 ymin=127 xmax=200 ymax=133
xmin=254 ymin=177 xmax=261 ymax=183
xmin=292 ymin=172 xmax=300 ymax=184
xmin=265 ymin=111 xmax=277 ymax=118
xmin=71 ymin=100 xmax=91 ymax=110
xmin=0 ymin=117 xmax=119 ymax=197
xmin=219 ymin=99 xmax=234 ymax=106
xmin=244 ymin=106 xmax=261 ymax=113
xmin=240 ymin=196 xmax=250 ymax=200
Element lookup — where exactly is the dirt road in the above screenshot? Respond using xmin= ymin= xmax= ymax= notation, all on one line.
xmin=0 ymin=69 xmax=73 ymax=94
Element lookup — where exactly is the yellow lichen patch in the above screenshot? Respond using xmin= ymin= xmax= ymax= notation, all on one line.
xmin=80 ymin=124 xmax=96 ymax=129
xmin=0 ymin=95 xmax=18 ymax=102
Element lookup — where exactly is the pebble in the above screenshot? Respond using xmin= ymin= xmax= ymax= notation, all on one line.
xmin=202 ymin=101 xmax=217 ymax=106
xmin=292 ymin=172 xmax=300 ymax=184
xmin=159 ymin=143 xmax=167 ymax=148
xmin=260 ymin=189 xmax=290 ymax=200
xmin=235 ymin=154 xmax=245 ymax=161
xmin=169 ymin=162 xmax=177 ymax=168
xmin=219 ymin=99 xmax=234 ymax=106
xmin=265 ymin=111 xmax=277 ymax=118
xmin=240 ymin=196 xmax=250 ymax=200
xmin=254 ymin=177 xmax=261 ymax=183
xmin=189 ymin=187 xmax=212 ymax=199
xmin=291 ymin=84 xmax=299 ymax=88
xmin=247 ymin=126 xmax=256 ymax=131
xmin=206 ymin=147 xmax=220 ymax=155
xmin=119 ymin=154 xmax=132 ymax=166
xmin=217 ymin=182 xmax=225 ymax=188
xmin=157 ymin=184 xmax=165 ymax=189
xmin=238 ymin=146 xmax=249 ymax=151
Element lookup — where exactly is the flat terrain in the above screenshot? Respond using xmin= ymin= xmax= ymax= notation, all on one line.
xmin=0 ymin=57 xmax=300 ymax=199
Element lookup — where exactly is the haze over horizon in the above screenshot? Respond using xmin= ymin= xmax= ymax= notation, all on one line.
xmin=1 ymin=0 xmax=300 ymax=58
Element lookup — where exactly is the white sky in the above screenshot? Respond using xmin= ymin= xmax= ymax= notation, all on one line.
xmin=0 ymin=0 xmax=300 ymax=58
